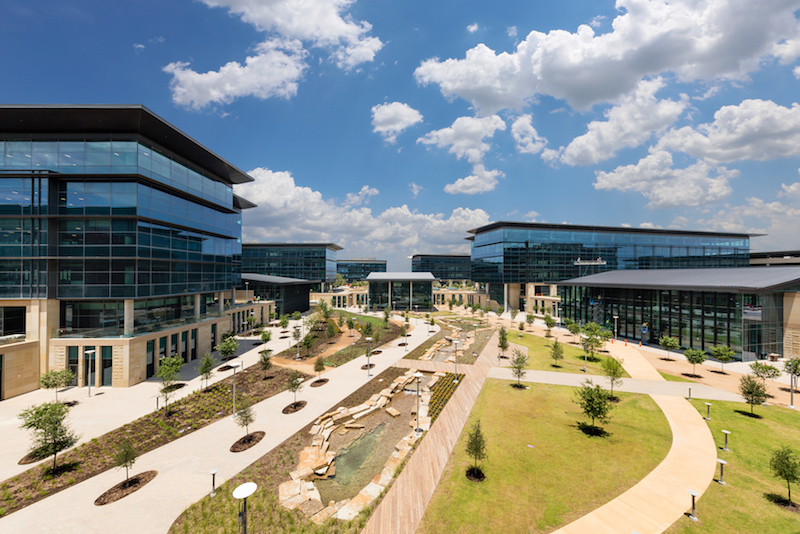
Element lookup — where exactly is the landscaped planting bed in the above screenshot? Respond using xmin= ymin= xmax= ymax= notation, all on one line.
xmin=0 ymin=365 xmax=308 ymax=518
xmin=323 ymin=322 xmax=400 ymax=367
xmin=428 ymin=372 xmax=464 ymax=422
xmin=169 ymin=366 xmax=408 ymax=534
xmin=458 ymin=329 xmax=491 ymax=365
xmin=404 ymin=327 xmax=451 ymax=360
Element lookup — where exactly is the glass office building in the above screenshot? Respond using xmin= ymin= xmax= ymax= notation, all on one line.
xmin=468 ymin=222 xmax=751 ymax=307
xmin=366 ymin=272 xmax=435 ymax=311
xmin=560 ymin=267 xmax=800 ymax=361
xmin=242 ymin=243 xmax=341 ymax=285
xmin=337 ymin=258 xmax=386 ymax=282
xmin=411 ymin=254 xmax=471 ymax=281
xmin=0 ymin=105 xmax=269 ymax=398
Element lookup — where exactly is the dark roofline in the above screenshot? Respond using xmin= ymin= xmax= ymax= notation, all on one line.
xmin=337 ymin=259 xmax=387 ymax=264
xmin=750 ymin=250 xmax=800 ymax=259
xmin=233 ymin=194 xmax=257 ymax=210
xmin=466 ymin=220 xmax=758 ymax=239
xmin=0 ymin=104 xmax=253 ymax=185
xmin=242 ymin=273 xmax=320 ymax=285
xmin=411 ymin=254 xmax=471 ymax=259
xmin=243 ymin=242 xmax=344 ymax=251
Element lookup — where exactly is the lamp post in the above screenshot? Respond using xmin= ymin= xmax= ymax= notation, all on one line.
xmin=365 ymin=336 xmax=373 ymax=377
xmin=790 ymin=354 xmax=796 ymax=409
xmin=295 ymin=326 xmax=301 ymax=361
xmin=414 ymin=371 xmax=424 ymax=432
xmin=453 ymin=341 xmax=459 ymax=383
xmin=233 ymin=482 xmax=257 ymax=534
xmin=613 ymin=315 xmax=619 ymax=340
xmin=580 ymin=333 xmax=588 ymax=372
xmin=231 ymin=362 xmax=240 ymax=416
xmin=245 ymin=281 xmax=249 ymax=302
xmin=85 ymin=349 xmax=96 ymax=398
xmin=210 ymin=469 xmax=219 ymax=497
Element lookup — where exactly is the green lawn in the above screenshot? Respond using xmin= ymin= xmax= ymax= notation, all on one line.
xmin=666 ymin=400 xmax=800 ymax=534
xmin=659 ymin=371 xmax=694 ymax=382
xmin=508 ymin=331 xmax=626 ymax=376
xmin=418 ymin=380 xmax=671 ymax=534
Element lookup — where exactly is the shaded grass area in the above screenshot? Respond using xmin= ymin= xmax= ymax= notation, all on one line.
xmin=418 ymin=380 xmax=671 ymax=534
xmin=0 ymin=366 xmax=307 ymax=518
xmin=665 ymin=400 xmax=800 ymax=534
xmin=510 ymin=332 xmax=628 ymax=377
xmin=169 ymin=367 xmax=411 ymax=534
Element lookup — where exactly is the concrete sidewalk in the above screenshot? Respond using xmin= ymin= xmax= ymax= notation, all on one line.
xmin=0 ymin=317 xmax=439 ymax=534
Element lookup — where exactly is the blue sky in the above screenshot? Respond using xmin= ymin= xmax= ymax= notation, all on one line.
xmin=4 ymin=0 xmax=800 ymax=269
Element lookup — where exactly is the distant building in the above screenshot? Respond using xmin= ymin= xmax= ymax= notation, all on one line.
xmin=242 ymin=273 xmax=315 ymax=316
xmin=337 ymin=258 xmax=386 ymax=282
xmin=366 ymin=272 xmax=436 ymax=311
xmin=242 ymin=243 xmax=342 ymax=288
xmin=411 ymin=254 xmax=471 ymax=281
xmin=750 ymin=250 xmax=800 ymax=266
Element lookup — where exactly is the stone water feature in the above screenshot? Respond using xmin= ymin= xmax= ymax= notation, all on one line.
xmin=277 ymin=369 xmax=449 ymax=524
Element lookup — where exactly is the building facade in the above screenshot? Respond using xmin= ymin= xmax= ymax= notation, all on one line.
xmin=0 ymin=105 xmax=271 ymax=400
xmin=243 ymin=273 xmax=314 ymax=316
xmin=559 ymin=267 xmax=800 ymax=361
xmin=366 ymin=272 xmax=435 ymax=311
xmin=337 ymin=258 xmax=386 ymax=282
xmin=468 ymin=221 xmax=751 ymax=311
xmin=242 ymin=243 xmax=341 ymax=287
xmin=411 ymin=254 xmax=471 ymax=281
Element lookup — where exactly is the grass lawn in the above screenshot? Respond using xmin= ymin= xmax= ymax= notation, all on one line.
xmin=418 ymin=380 xmax=671 ymax=534
xmin=665 ymin=400 xmax=800 ymax=534
xmin=659 ymin=371 xmax=694 ymax=382
xmin=509 ymin=331 xmax=628 ymax=377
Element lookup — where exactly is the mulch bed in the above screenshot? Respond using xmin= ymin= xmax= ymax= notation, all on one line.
xmin=218 ymin=365 xmax=234 ymax=372
xmin=282 ymin=401 xmax=307 ymax=414
xmin=94 ymin=471 xmax=158 ymax=505
xmin=371 ymin=350 xmax=382 ymax=355
xmin=361 ymin=363 xmax=376 ymax=370
xmin=465 ymin=466 xmax=485 ymax=482
xmin=230 ymin=431 xmax=266 ymax=453
xmin=310 ymin=379 xmax=329 ymax=387
xmin=18 ymin=452 xmax=48 ymax=465
xmin=398 ymin=342 xmax=407 ymax=346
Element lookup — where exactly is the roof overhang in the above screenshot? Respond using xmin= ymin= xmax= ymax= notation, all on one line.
xmin=242 ymin=273 xmax=319 ymax=285
xmin=366 ymin=272 xmax=437 ymax=282
xmin=466 ymin=220 xmax=759 ymax=239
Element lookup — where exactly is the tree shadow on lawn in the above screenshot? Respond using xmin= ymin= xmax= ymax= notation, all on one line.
xmin=764 ymin=492 xmax=800 ymax=513
xmin=709 ymin=369 xmax=729 ymax=375
xmin=735 ymin=409 xmax=763 ymax=419
xmin=575 ymin=422 xmax=611 ymax=438
xmin=550 ymin=364 xmax=562 ymax=369
xmin=659 ymin=357 xmax=675 ymax=362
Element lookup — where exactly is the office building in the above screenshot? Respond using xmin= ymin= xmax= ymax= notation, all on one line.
xmin=366 ymin=272 xmax=435 ymax=311
xmin=337 ymin=258 xmax=386 ymax=282
xmin=242 ymin=243 xmax=341 ymax=289
xmin=411 ymin=254 xmax=471 ymax=281
xmin=0 ymin=105 xmax=271 ymax=400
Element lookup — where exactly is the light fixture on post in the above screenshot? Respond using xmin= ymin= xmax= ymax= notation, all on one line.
xmin=613 ymin=315 xmax=619 ymax=340
xmin=453 ymin=341 xmax=459 ymax=383
xmin=210 ymin=469 xmax=219 ymax=497
xmin=85 ymin=348 xmax=96 ymax=398
xmin=365 ymin=336 xmax=373 ymax=377
xmin=233 ymin=482 xmax=257 ymax=534
xmin=413 ymin=371 xmax=424 ymax=432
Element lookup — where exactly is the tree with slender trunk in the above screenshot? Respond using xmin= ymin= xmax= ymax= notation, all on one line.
xmin=260 ymin=330 xmax=272 ymax=344
xmin=566 ymin=319 xmax=580 ymax=344
xmin=286 ymin=371 xmax=304 ymax=406
xmin=550 ymin=340 xmax=564 ymax=367
xmin=750 ymin=362 xmax=781 ymax=386
xmin=601 ymin=357 xmax=624 ymax=398
xmin=740 ymin=374 xmax=767 ymax=414
xmin=770 ymin=445 xmax=800 ymax=504
xmin=279 ymin=314 xmax=290 ymax=329
xmin=325 ymin=320 xmax=336 ymax=338
xmin=113 ymin=440 xmax=138 ymax=487
xmin=498 ymin=326 xmax=509 ymax=357
xmin=258 ymin=349 xmax=273 ymax=379
xmin=510 ymin=348 xmax=528 ymax=386
xmin=465 ymin=419 xmax=487 ymax=480
xmin=574 ymin=379 xmax=613 ymax=428
xmin=659 ymin=335 xmax=680 ymax=361
xmin=234 ymin=398 xmax=256 ymax=437
xmin=525 ymin=313 xmax=534 ymax=331
xmin=709 ymin=345 xmax=734 ymax=373
xmin=39 ymin=369 xmax=75 ymax=402
xmin=292 ymin=311 xmax=302 ymax=321
xmin=198 ymin=352 xmax=216 ymax=390
xmin=544 ymin=314 xmax=556 ymax=338
xmin=19 ymin=402 xmax=79 ymax=471
xmin=216 ymin=336 xmax=239 ymax=362
xmin=347 ymin=317 xmax=355 ymax=336
xmin=785 ymin=359 xmax=800 ymax=400
xmin=684 ymin=348 xmax=708 ymax=376
xmin=314 ymin=357 xmax=325 ymax=380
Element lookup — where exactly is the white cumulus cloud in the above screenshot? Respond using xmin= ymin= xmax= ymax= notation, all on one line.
xmin=594 ymin=150 xmax=737 ymax=208
xmin=371 ymin=102 xmax=423 ymax=144
xmin=417 ymin=115 xmax=506 ymax=164
xmin=443 ymin=164 xmax=504 ymax=195
xmin=511 ymin=114 xmax=548 ymax=155
xmin=414 ymin=0 xmax=800 ymax=114
xmin=467 ymin=23 xmax=479 ymax=33
xmin=343 ymin=185 xmax=379 ymax=207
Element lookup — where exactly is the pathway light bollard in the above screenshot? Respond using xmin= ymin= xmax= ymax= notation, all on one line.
xmin=705 ymin=402 xmax=712 ymax=421
xmin=721 ymin=429 xmax=731 ymax=452
xmin=688 ymin=490 xmax=699 ymax=522
xmin=717 ymin=458 xmax=727 ymax=485
xmin=688 ymin=386 xmax=692 ymax=400
xmin=414 ymin=371 xmax=424 ymax=433
xmin=210 ymin=469 xmax=218 ymax=497
xmin=233 ymin=482 xmax=257 ymax=534
xmin=365 ymin=336 xmax=373 ymax=377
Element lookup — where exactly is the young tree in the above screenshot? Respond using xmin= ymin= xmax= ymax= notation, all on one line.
xmin=510 ymin=308 xmax=518 ymax=321
xmin=158 ymin=355 xmax=184 ymax=413
xmin=258 ymin=349 xmax=273 ymax=379
xmin=292 ymin=311 xmax=302 ymax=321
xmin=383 ymin=307 xmax=391 ymax=325
xmin=363 ymin=321 xmax=374 ymax=337
xmin=582 ymin=322 xmax=605 ymax=361
xmin=338 ymin=312 xmax=345 ymax=327
xmin=286 ymin=371 xmax=304 ymax=406
xmin=770 ymin=445 xmax=800 ymax=504
xmin=550 ymin=339 xmax=564 ymax=367
xmin=510 ymin=348 xmax=528 ymax=386
xmin=525 ymin=313 xmax=534 ymax=331
xmin=279 ymin=314 xmax=290 ymax=329
xmin=659 ymin=335 xmax=680 ymax=360
xmin=448 ymin=298 xmax=454 ymax=311
xmin=544 ymin=314 xmax=556 ymax=337
xmin=750 ymin=362 xmax=781 ymax=386
xmin=325 ymin=320 xmax=336 ymax=338
xmin=216 ymin=336 xmax=239 ymax=361
xmin=740 ymin=374 xmax=768 ymax=414
xmin=260 ymin=330 xmax=272 ymax=344
xmin=574 ymin=379 xmax=613 ymax=428
xmin=399 ymin=325 xmax=407 ymax=341
xmin=234 ymin=398 xmax=256 ymax=437
xmin=347 ymin=317 xmax=356 ymax=336
xmin=465 ymin=419 xmax=488 ymax=478
xmin=785 ymin=358 xmax=800 ymax=398
xmin=498 ymin=326 xmax=509 ymax=357
xmin=314 ymin=357 xmax=326 ymax=380
xmin=335 ymin=272 xmax=346 ymax=287
xmin=198 ymin=352 xmax=215 ymax=390
xmin=39 ymin=369 xmax=75 ymax=402
xmin=601 ymin=357 xmax=624 ymax=398
xmin=245 ymin=315 xmax=257 ymax=332
xmin=113 ymin=440 xmax=137 ymax=487
xmin=18 ymin=402 xmax=79 ymax=471
xmin=709 ymin=345 xmax=734 ymax=373
xmin=684 ymin=348 xmax=708 ymax=376
xmin=518 ymin=322 xmax=525 ymax=332
xmin=566 ymin=318 xmax=580 ymax=344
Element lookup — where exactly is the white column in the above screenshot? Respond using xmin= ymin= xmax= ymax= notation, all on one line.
xmin=194 ymin=294 xmax=201 ymax=320
xmin=123 ymin=300 xmax=134 ymax=337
